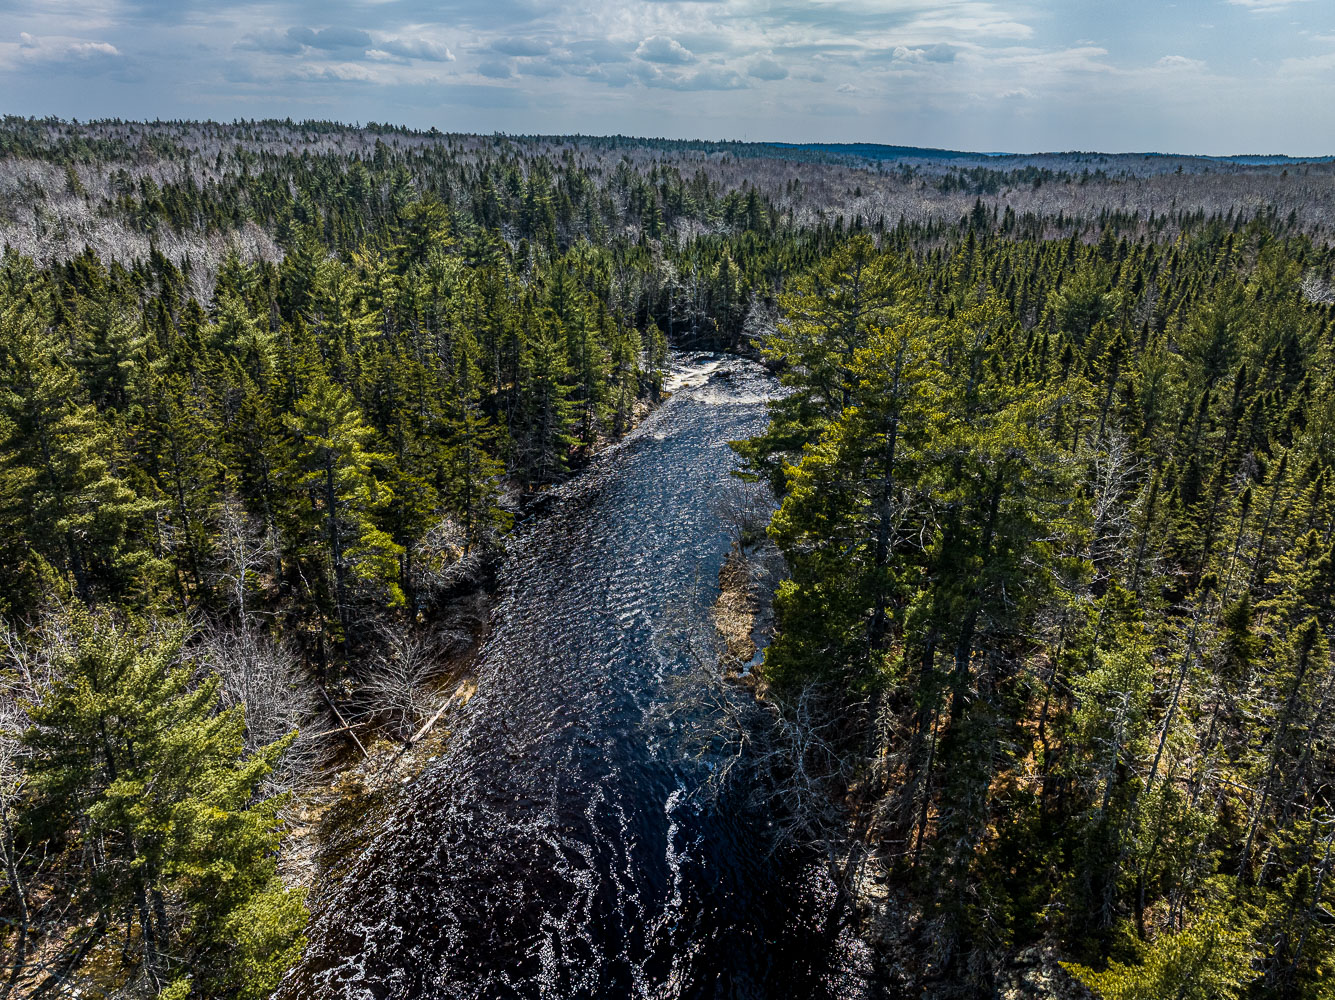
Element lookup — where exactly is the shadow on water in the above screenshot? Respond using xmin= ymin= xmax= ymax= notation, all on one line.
xmin=279 ymin=354 xmax=881 ymax=1000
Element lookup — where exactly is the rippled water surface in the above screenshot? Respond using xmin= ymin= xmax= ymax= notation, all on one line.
xmin=283 ymin=355 xmax=877 ymax=1000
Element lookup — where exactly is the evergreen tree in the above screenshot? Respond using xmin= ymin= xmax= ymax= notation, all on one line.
xmin=1064 ymin=901 xmax=1258 ymax=1000
xmin=0 ymin=282 xmax=161 ymax=610
xmin=515 ymin=308 xmax=577 ymax=485
xmin=282 ymin=376 xmax=402 ymax=654
xmin=22 ymin=606 xmax=307 ymax=998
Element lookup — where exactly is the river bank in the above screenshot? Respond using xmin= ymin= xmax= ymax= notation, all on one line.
xmin=272 ymin=352 xmax=881 ymax=999
xmin=706 ymin=506 xmax=1086 ymax=999
xmin=275 ymin=352 xmax=786 ymax=968
xmin=711 ymin=538 xmax=783 ymax=682
xmin=274 ymin=363 xmax=702 ymax=902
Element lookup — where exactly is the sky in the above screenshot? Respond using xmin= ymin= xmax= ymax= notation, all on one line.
xmin=1 ymin=0 xmax=1333 ymax=155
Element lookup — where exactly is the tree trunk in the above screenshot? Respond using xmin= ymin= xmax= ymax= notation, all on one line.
xmin=867 ymin=403 xmax=902 ymax=652
xmin=0 ymin=796 xmax=30 ymax=1000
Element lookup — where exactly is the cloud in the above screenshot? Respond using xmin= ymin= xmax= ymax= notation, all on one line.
xmin=653 ymin=66 xmax=746 ymax=90
xmin=287 ymin=62 xmax=377 ymax=83
xmin=10 ymin=31 xmax=122 ymax=73
xmin=0 ymin=0 xmax=1330 ymax=155
xmin=287 ymin=26 xmax=373 ymax=52
xmin=550 ymin=39 xmax=631 ymax=67
xmin=836 ymin=82 xmax=857 ymax=93
xmin=492 ymin=37 xmax=549 ymax=57
xmin=1156 ymin=55 xmax=1206 ymax=71
xmin=236 ymin=29 xmax=304 ymax=55
xmin=577 ymin=63 xmax=636 ymax=87
xmin=635 ymin=35 xmax=695 ymax=65
xmin=377 ymin=37 xmax=455 ymax=62
xmin=671 ymin=32 xmax=735 ymax=56
xmin=889 ymin=43 xmax=958 ymax=64
xmin=240 ymin=25 xmax=374 ymax=55
xmin=18 ymin=32 xmax=120 ymax=59
xmin=1277 ymin=49 xmax=1335 ymax=77
xmin=748 ymin=56 xmax=788 ymax=80
xmin=753 ymin=0 xmax=1032 ymax=41
xmin=517 ymin=58 xmax=560 ymax=77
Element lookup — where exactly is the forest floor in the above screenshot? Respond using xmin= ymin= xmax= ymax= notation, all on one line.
xmin=277 ymin=591 xmax=490 ymax=900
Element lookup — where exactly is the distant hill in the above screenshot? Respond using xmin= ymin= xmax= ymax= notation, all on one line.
xmin=764 ymin=141 xmax=995 ymax=162
xmin=764 ymin=140 xmax=1333 ymax=169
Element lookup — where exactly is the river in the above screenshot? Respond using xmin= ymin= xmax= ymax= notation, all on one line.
xmin=279 ymin=354 xmax=879 ymax=999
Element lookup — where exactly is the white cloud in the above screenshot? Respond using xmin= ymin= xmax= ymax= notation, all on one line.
xmin=635 ymin=35 xmax=696 ymax=65
xmin=747 ymin=56 xmax=788 ymax=80
xmin=1156 ymin=55 xmax=1206 ymax=71
xmin=8 ymin=31 xmax=121 ymax=70
xmin=288 ymin=62 xmax=378 ymax=83
xmin=667 ymin=66 xmax=747 ymax=90
xmin=0 ymin=0 xmax=1329 ymax=154
xmin=287 ymin=27 xmax=373 ymax=52
xmin=377 ymin=37 xmax=455 ymax=62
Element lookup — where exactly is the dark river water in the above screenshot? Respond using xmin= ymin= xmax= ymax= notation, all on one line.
xmin=281 ymin=355 xmax=878 ymax=999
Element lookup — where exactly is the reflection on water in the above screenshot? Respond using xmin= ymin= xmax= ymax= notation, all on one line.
xmin=279 ymin=354 xmax=880 ymax=1000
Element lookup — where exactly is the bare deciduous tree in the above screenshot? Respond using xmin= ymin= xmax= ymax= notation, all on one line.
xmin=0 ymin=616 xmax=68 ymax=997
xmin=713 ymin=479 xmax=775 ymax=549
xmin=1086 ymin=429 xmax=1144 ymax=579
xmin=409 ymin=516 xmax=489 ymax=610
xmin=651 ymin=604 xmax=866 ymax=943
xmin=193 ymin=624 xmax=325 ymax=794
xmin=213 ymin=496 xmax=279 ymax=629
xmin=355 ymin=625 xmax=449 ymax=745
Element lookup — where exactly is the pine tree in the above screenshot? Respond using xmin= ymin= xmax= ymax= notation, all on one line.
xmin=736 ymin=235 xmax=914 ymax=489
xmin=763 ymin=311 xmax=942 ymax=689
xmin=442 ymin=336 xmax=510 ymax=549
xmin=515 ymin=308 xmax=577 ymax=485
xmin=0 ymin=283 xmax=161 ymax=609
xmin=566 ymin=301 xmax=611 ymax=446
xmin=132 ymin=370 xmax=222 ymax=602
xmin=1063 ymin=901 xmax=1258 ymax=1000
xmin=22 ymin=606 xmax=307 ymax=998
xmin=281 ymin=375 xmax=402 ymax=655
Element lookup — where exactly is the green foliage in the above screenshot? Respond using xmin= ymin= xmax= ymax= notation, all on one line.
xmin=0 ymin=132 xmax=708 ymax=993
xmin=4 ymin=118 xmax=1335 ymax=996
xmin=22 ymin=605 xmax=307 ymax=998
xmin=282 ymin=374 xmax=404 ymax=631
xmin=737 ymin=224 xmax=1335 ymax=990
xmin=1063 ymin=903 xmax=1258 ymax=1000
xmin=763 ymin=310 xmax=943 ymax=689
xmin=0 ymin=263 xmax=163 ymax=609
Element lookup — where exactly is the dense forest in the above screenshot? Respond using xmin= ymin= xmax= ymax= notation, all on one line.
xmin=0 ymin=117 xmax=1333 ymax=998
xmin=735 ymin=229 xmax=1335 ymax=998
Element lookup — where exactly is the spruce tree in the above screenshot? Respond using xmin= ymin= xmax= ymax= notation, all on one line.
xmin=0 ymin=285 xmax=161 ymax=610
xmin=22 ymin=606 xmax=307 ymax=998
xmin=281 ymin=375 xmax=402 ymax=653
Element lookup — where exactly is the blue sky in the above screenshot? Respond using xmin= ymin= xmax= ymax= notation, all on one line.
xmin=1 ymin=0 xmax=1332 ymax=154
